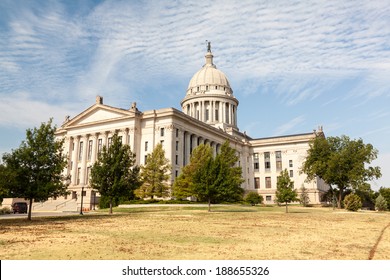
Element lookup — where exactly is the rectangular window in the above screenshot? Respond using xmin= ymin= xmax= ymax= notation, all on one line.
xmin=206 ymin=109 xmax=209 ymax=121
xmin=265 ymin=177 xmax=271 ymax=189
xmin=160 ymin=140 xmax=164 ymax=146
xmin=215 ymin=109 xmax=219 ymax=121
xmin=86 ymin=166 xmax=91 ymax=184
xmin=253 ymin=153 xmax=259 ymax=160
xmin=77 ymin=168 xmax=81 ymax=185
xmin=175 ymin=155 xmax=178 ymax=165
xmin=78 ymin=142 xmax=83 ymax=161
xmin=266 ymin=195 xmax=272 ymax=202
xmin=145 ymin=141 xmax=148 ymax=151
xmin=98 ymin=139 xmax=102 ymax=155
xmin=276 ymin=151 xmax=282 ymax=171
xmin=88 ymin=140 xmax=93 ymax=161
xmin=176 ymin=128 xmax=179 ymax=138
xmin=254 ymin=177 xmax=260 ymax=189
xmin=264 ymin=152 xmax=271 ymax=171
xmin=108 ymin=137 xmax=112 ymax=148
xmin=160 ymin=127 xmax=165 ymax=137
xmin=289 ymin=160 xmax=293 ymax=168
xmin=70 ymin=161 xmax=73 ymax=171
xmin=176 ymin=141 xmax=179 ymax=151
xmin=144 ymin=155 xmax=148 ymax=164
xmin=290 ymin=170 xmax=294 ymax=178
xmin=254 ymin=162 xmax=259 ymax=170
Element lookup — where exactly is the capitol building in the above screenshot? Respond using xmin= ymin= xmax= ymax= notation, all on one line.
xmin=52 ymin=44 xmax=328 ymax=211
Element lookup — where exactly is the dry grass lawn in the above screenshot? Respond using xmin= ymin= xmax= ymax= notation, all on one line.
xmin=1 ymin=205 xmax=389 ymax=260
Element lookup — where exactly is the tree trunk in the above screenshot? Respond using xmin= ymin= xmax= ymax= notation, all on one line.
xmin=28 ymin=199 xmax=33 ymax=221
xmin=285 ymin=202 xmax=288 ymax=213
xmin=109 ymin=198 xmax=113 ymax=215
xmin=208 ymin=198 xmax=211 ymax=212
xmin=337 ymin=188 xmax=343 ymax=209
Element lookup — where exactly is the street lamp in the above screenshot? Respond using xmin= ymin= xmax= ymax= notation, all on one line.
xmin=80 ymin=186 xmax=84 ymax=215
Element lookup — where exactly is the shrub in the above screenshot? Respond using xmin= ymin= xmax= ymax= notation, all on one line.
xmin=344 ymin=193 xmax=362 ymax=211
xmin=375 ymin=194 xmax=388 ymax=211
xmin=0 ymin=207 xmax=11 ymax=215
xmin=245 ymin=192 xmax=263 ymax=206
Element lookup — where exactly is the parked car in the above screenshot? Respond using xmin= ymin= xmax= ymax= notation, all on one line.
xmin=12 ymin=202 xmax=28 ymax=214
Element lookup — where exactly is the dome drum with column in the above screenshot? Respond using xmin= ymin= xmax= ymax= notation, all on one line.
xmin=181 ymin=43 xmax=238 ymax=129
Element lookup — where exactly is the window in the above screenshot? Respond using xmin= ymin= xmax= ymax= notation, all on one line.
xmin=264 ymin=152 xmax=271 ymax=171
xmin=160 ymin=127 xmax=165 ymax=137
xmin=215 ymin=86 xmax=218 ymax=90
xmin=176 ymin=141 xmax=179 ymax=151
xmin=266 ymin=195 xmax=272 ymax=202
xmin=145 ymin=141 xmax=148 ymax=151
xmin=176 ymin=128 xmax=179 ymax=137
xmin=290 ymin=170 xmax=294 ymax=178
xmin=276 ymin=151 xmax=282 ymax=171
xmin=265 ymin=177 xmax=271 ymax=188
xmin=77 ymin=168 xmax=81 ymax=185
xmin=160 ymin=140 xmax=164 ymax=146
xmin=215 ymin=109 xmax=219 ymax=121
xmin=98 ymin=139 xmax=102 ymax=155
xmin=86 ymin=167 xmax=91 ymax=184
xmin=289 ymin=160 xmax=293 ymax=168
xmin=87 ymin=140 xmax=93 ymax=161
xmin=254 ymin=177 xmax=260 ymax=189
xmin=175 ymin=170 xmax=179 ymax=177
xmin=78 ymin=142 xmax=83 ymax=161
xmin=254 ymin=162 xmax=259 ymax=170
xmin=206 ymin=85 xmax=208 ymax=91
xmin=70 ymin=161 xmax=73 ymax=171
xmin=206 ymin=109 xmax=209 ymax=121
xmin=253 ymin=153 xmax=259 ymax=160
xmin=144 ymin=155 xmax=148 ymax=164
xmin=108 ymin=137 xmax=112 ymax=148
xmin=175 ymin=155 xmax=178 ymax=165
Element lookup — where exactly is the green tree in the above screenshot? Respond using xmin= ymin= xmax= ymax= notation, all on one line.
xmin=378 ymin=187 xmax=390 ymax=210
xmin=0 ymin=119 xmax=69 ymax=220
xmin=173 ymin=143 xmax=212 ymax=199
xmin=245 ymin=191 xmax=263 ymax=206
xmin=299 ymin=185 xmax=310 ymax=207
xmin=302 ymin=135 xmax=381 ymax=209
xmin=0 ymin=165 xmax=11 ymax=204
xmin=276 ymin=169 xmax=298 ymax=213
xmin=90 ymin=134 xmax=141 ymax=214
xmin=173 ymin=141 xmax=244 ymax=211
xmin=135 ymin=143 xmax=171 ymax=199
xmin=344 ymin=193 xmax=362 ymax=212
xmin=375 ymin=194 xmax=388 ymax=211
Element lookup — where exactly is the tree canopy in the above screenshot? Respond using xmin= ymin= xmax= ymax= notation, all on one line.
xmin=301 ymin=135 xmax=381 ymax=208
xmin=0 ymin=119 xmax=69 ymax=220
xmin=275 ymin=169 xmax=298 ymax=213
xmin=135 ymin=143 xmax=171 ymax=199
xmin=173 ymin=141 xmax=244 ymax=211
xmin=90 ymin=134 xmax=141 ymax=214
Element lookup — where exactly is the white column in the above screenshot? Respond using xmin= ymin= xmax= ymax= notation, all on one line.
xmin=80 ymin=134 xmax=89 ymax=186
xmin=71 ymin=136 xmax=80 ymax=185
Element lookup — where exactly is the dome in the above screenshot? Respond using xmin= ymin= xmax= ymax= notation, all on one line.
xmin=185 ymin=43 xmax=233 ymax=96
xmin=181 ymin=43 xmax=239 ymax=130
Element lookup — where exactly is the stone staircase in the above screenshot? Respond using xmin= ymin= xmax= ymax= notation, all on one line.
xmin=32 ymin=198 xmax=78 ymax=212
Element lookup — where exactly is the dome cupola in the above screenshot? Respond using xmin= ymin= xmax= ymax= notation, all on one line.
xmin=181 ymin=42 xmax=238 ymax=130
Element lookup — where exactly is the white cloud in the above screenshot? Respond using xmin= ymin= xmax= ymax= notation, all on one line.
xmin=273 ymin=115 xmax=306 ymax=136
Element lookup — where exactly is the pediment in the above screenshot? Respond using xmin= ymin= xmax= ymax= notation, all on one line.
xmin=64 ymin=104 xmax=131 ymax=128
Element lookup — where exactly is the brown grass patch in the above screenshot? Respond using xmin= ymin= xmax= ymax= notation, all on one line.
xmin=1 ymin=205 xmax=389 ymax=260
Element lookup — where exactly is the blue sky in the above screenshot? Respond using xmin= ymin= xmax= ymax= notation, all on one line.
xmin=0 ymin=0 xmax=389 ymax=189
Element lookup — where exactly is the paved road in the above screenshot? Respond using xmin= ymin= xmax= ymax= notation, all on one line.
xmin=0 ymin=211 xmax=96 ymax=220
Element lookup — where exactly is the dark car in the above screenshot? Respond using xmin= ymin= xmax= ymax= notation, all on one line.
xmin=12 ymin=202 xmax=28 ymax=214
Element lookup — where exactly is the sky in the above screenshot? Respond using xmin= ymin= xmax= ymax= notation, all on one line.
xmin=0 ymin=0 xmax=389 ymax=190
